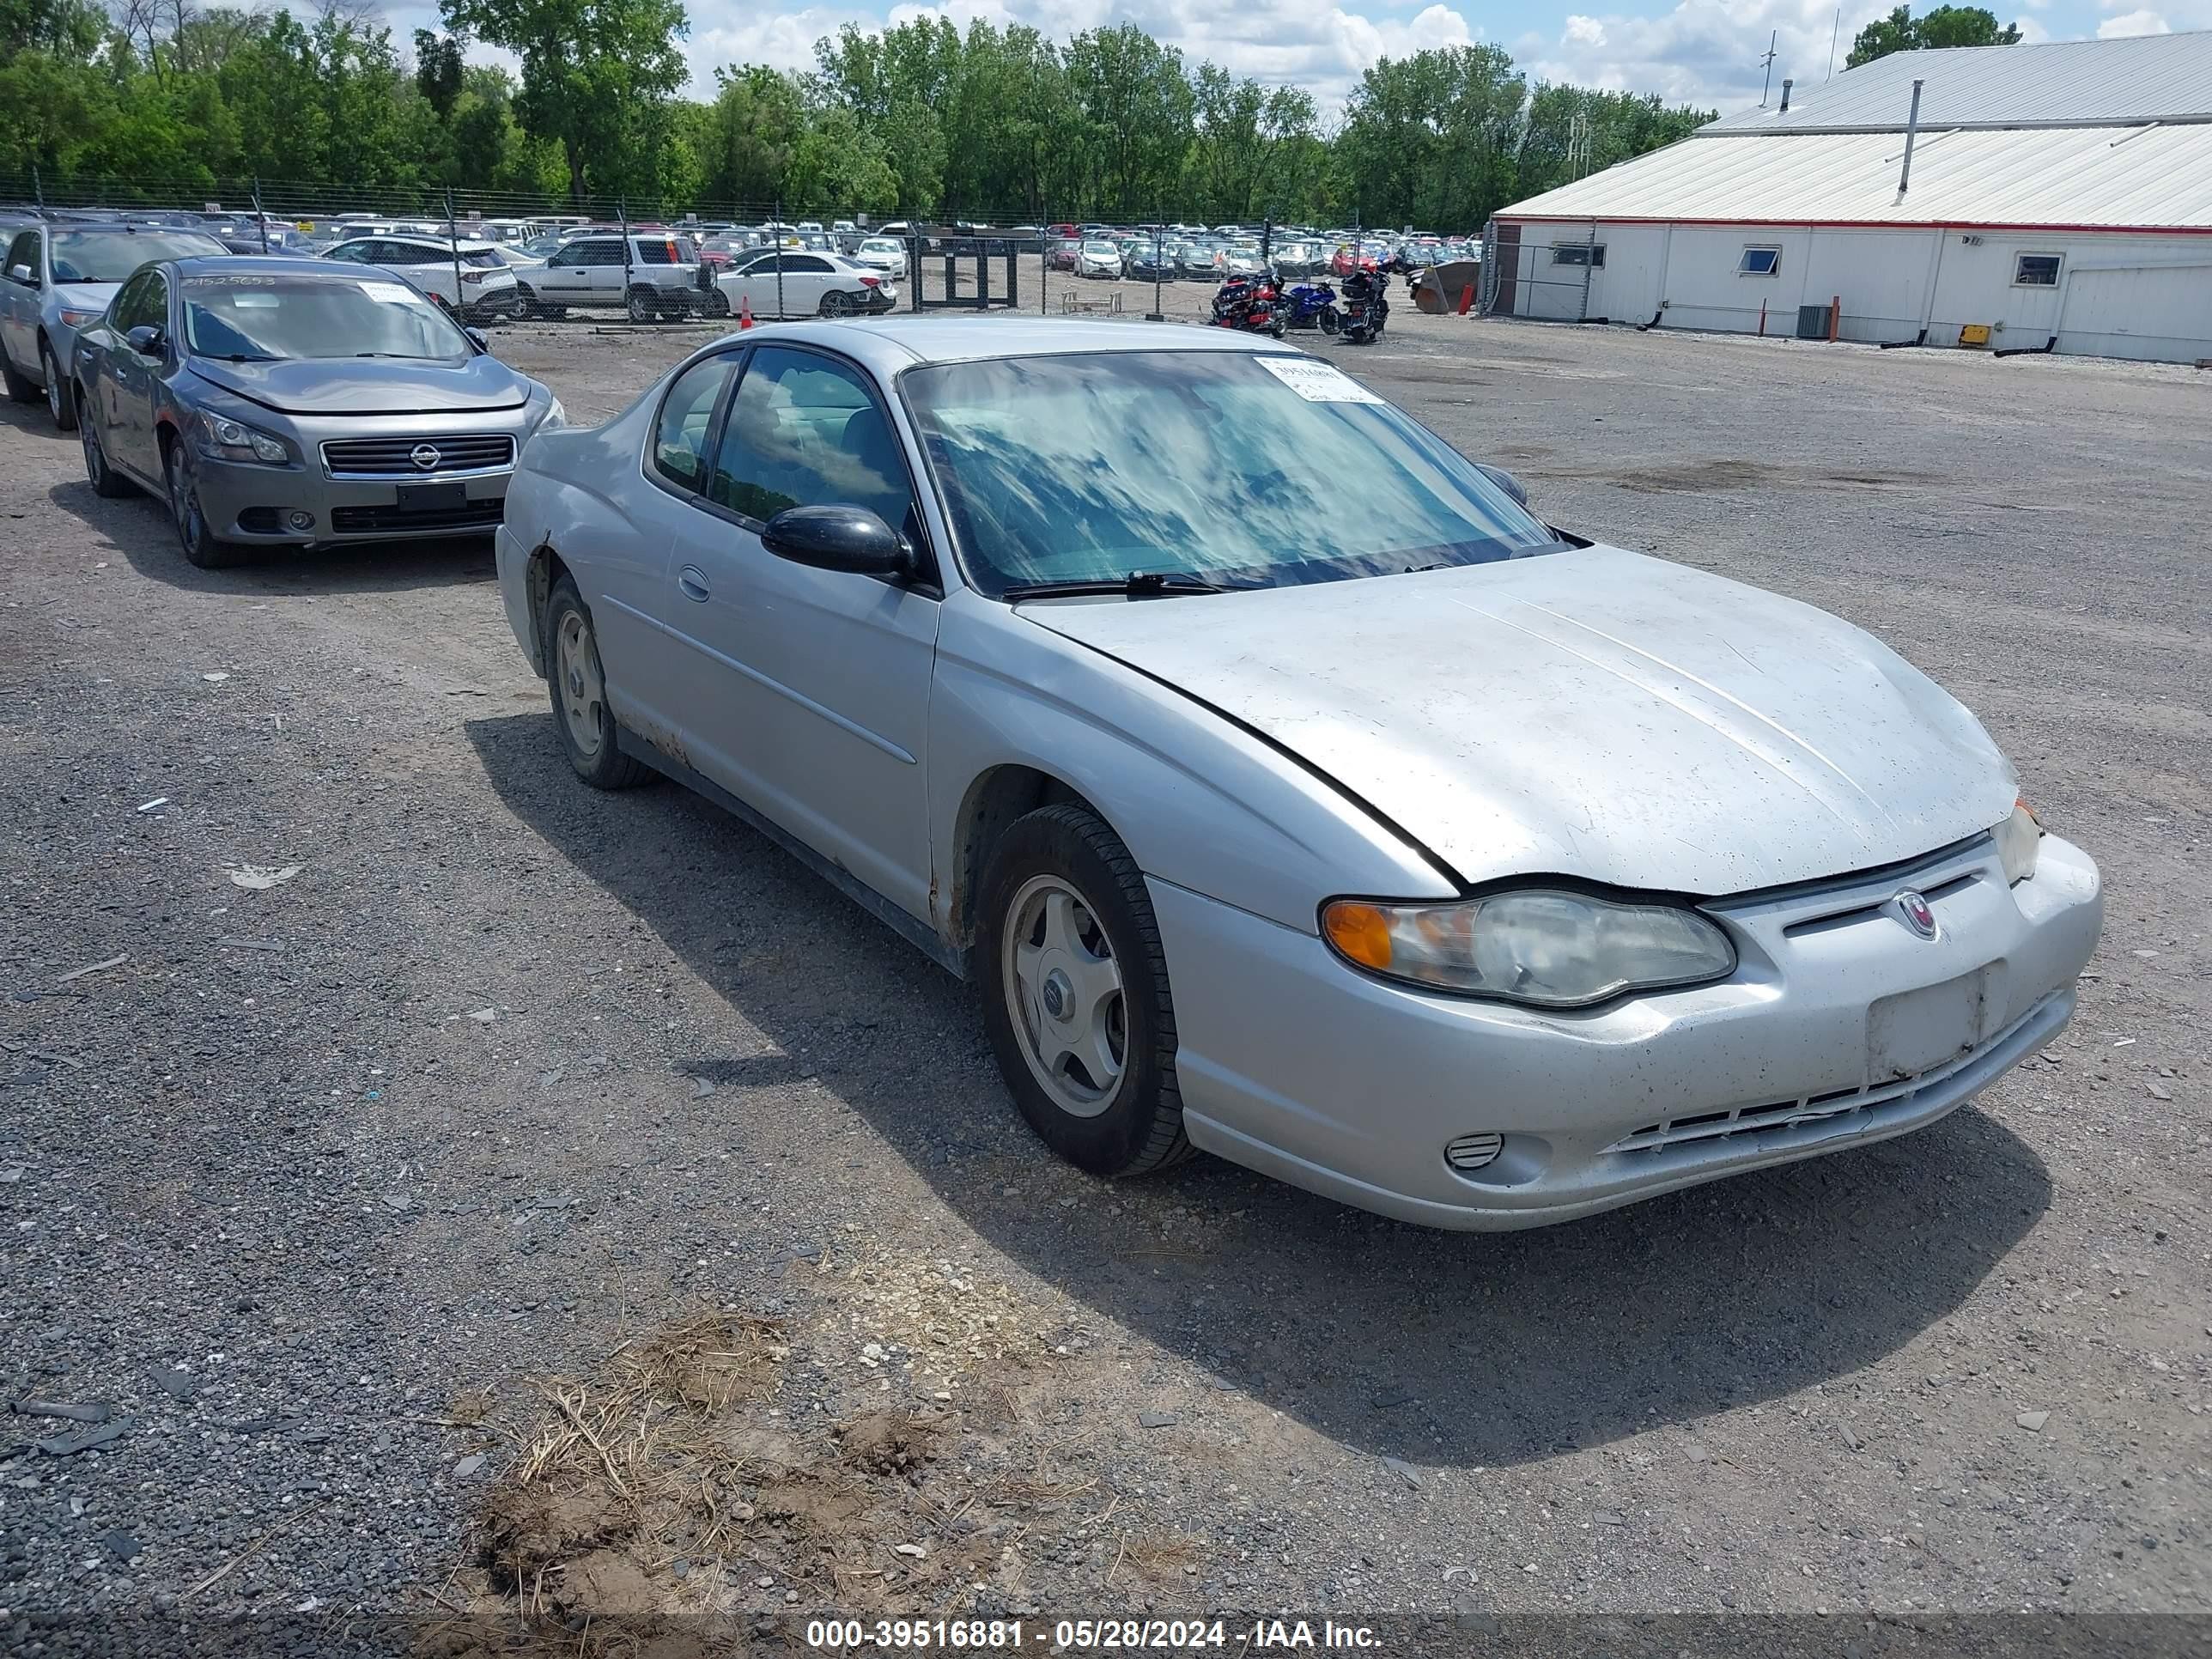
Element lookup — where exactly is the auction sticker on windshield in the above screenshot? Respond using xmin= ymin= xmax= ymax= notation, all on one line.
xmin=1255 ymin=355 xmax=1384 ymax=404
xmin=360 ymin=281 xmax=422 ymax=305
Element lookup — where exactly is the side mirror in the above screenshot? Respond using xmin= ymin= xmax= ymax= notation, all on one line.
xmin=465 ymin=326 xmax=489 ymax=351
xmin=761 ymin=505 xmax=912 ymax=578
xmin=8 ymin=264 xmax=33 ymax=285
xmin=1477 ymin=463 xmax=1530 ymax=508
xmin=126 ymin=325 xmax=166 ymax=358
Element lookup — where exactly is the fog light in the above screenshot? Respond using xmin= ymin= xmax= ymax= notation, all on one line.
xmin=1444 ymin=1133 xmax=1504 ymax=1172
xmin=287 ymin=510 xmax=315 ymax=532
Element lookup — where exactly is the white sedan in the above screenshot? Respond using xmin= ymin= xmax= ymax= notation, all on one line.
xmin=493 ymin=319 xmax=2101 ymax=1231
xmin=1075 ymin=240 xmax=1125 ymax=279
xmin=853 ymin=237 xmax=910 ymax=281
xmin=714 ymin=251 xmax=896 ymax=319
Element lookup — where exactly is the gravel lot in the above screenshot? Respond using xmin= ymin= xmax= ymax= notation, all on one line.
xmin=1 ymin=298 xmax=2206 ymax=1644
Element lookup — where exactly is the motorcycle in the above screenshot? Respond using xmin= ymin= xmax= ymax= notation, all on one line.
xmin=1210 ymin=272 xmax=1285 ymax=337
xmin=1339 ymin=268 xmax=1388 ymax=345
xmin=1278 ymin=279 xmax=1340 ymax=334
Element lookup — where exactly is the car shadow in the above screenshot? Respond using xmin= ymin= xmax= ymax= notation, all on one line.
xmin=465 ymin=709 xmax=2052 ymax=1468
xmin=44 ymin=477 xmax=495 ymax=598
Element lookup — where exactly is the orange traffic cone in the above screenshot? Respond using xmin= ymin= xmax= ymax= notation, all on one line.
xmin=738 ymin=295 xmax=753 ymax=331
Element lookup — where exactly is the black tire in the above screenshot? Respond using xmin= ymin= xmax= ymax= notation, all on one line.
xmin=518 ymin=285 xmax=564 ymax=321
xmin=977 ymin=803 xmax=1192 ymax=1179
xmin=165 ymin=438 xmax=250 ymax=568
xmin=79 ymin=398 xmax=132 ymax=498
xmin=544 ymin=577 xmax=653 ymax=790
xmin=626 ymin=286 xmax=656 ymax=324
xmin=819 ymin=290 xmax=852 ymax=318
xmin=1319 ymin=306 xmax=1341 ymax=336
xmin=0 ymin=350 xmax=34 ymax=403
xmin=41 ymin=343 xmax=77 ymax=430
xmin=703 ymin=289 xmax=731 ymax=319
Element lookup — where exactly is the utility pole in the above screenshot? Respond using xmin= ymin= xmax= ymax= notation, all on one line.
xmin=1759 ymin=30 xmax=1779 ymax=106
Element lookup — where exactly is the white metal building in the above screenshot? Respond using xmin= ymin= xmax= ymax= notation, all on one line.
xmin=1490 ymin=32 xmax=2212 ymax=363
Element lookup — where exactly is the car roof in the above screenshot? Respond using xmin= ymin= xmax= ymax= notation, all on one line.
xmin=720 ymin=316 xmax=1303 ymax=372
xmin=169 ymin=254 xmax=405 ymax=278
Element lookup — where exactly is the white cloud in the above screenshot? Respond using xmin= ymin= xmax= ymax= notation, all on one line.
xmin=2095 ymin=8 xmax=2171 ymax=33
xmin=1563 ymin=14 xmax=1607 ymax=44
xmin=683 ymin=0 xmax=1477 ymax=112
xmin=1519 ymin=0 xmax=1896 ymax=111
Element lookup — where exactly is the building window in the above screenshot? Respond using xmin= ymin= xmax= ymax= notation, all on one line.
xmin=2014 ymin=252 xmax=2062 ymax=288
xmin=1738 ymin=246 xmax=1782 ymax=276
xmin=1552 ymin=243 xmax=1605 ymax=269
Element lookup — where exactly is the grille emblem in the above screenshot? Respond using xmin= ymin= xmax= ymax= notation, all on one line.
xmin=1895 ymin=890 xmax=1937 ymax=940
xmin=410 ymin=443 xmax=442 ymax=471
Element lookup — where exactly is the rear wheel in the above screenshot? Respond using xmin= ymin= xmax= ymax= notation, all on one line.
xmin=626 ymin=286 xmax=656 ymax=324
xmin=166 ymin=438 xmax=250 ymax=569
xmin=1319 ymin=306 xmax=1341 ymax=336
xmin=977 ymin=804 xmax=1192 ymax=1179
xmin=819 ymin=290 xmax=853 ymax=318
xmin=545 ymin=578 xmax=652 ymax=790
xmin=518 ymin=284 xmax=564 ymax=321
xmin=79 ymin=398 xmax=132 ymax=498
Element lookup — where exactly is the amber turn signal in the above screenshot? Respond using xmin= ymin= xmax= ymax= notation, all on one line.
xmin=1322 ymin=901 xmax=1394 ymax=969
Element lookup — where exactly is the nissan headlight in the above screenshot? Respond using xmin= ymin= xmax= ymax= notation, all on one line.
xmin=198 ymin=413 xmax=289 ymax=465
xmin=1993 ymin=797 xmax=2042 ymax=885
xmin=540 ymin=394 xmax=567 ymax=430
xmin=1322 ymin=888 xmax=1736 ymax=1008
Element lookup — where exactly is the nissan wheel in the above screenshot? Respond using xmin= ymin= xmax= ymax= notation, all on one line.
xmin=166 ymin=438 xmax=248 ymax=568
xmin=977 ymin=804 xmax=1193 ymax=1179
xmin=80 ymin=398 xmax=132 ymax=498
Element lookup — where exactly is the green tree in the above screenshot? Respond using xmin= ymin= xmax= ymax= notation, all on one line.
xmin=1847 ymin=4 xmax=2021 ymax=69
xmin=414 ymin=29 xmax=465 ymax=118
xmin=439 ymin=0 xmax=690 ymax=200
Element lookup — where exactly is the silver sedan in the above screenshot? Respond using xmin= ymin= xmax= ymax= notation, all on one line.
xmin=493 ymin=318 xmax=2101 ymax=1231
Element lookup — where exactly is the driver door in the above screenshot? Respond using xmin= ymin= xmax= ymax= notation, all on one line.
xmin=659 ymin=343 xmax=941 ymax=921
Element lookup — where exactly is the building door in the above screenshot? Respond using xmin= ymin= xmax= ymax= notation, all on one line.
xmin=1493 ymin=222 xmax=1521 ymax=316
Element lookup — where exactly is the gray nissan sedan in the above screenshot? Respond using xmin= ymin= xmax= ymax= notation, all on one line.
xmin=71 ymin=256 xmax=562 ymax=568
xmin=494 ymin=317 xmax=2102 ymax=1231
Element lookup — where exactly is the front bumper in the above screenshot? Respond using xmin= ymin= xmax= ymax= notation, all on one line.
xmin=1152 ymin=834 xmax=2102 ymax=1231
xmin=191 ymin=413 xmax=538 ymax=546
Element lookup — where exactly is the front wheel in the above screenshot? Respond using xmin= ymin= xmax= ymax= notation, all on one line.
xmin=42 ymin=343 xmax=77 ymax=430
xmin=977 ymin=804 xmax=1192 ymax=1179
xmin=166 ymin=439 xmax=250 ymax=569
xmin=545 ymin=578 xmax=653 ymax=790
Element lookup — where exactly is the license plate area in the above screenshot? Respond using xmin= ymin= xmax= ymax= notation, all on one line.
xmin=397 ymin=481 xmax=466 ymax=514
xmin=1868 ymin=964 xmax=2003 ymax=1083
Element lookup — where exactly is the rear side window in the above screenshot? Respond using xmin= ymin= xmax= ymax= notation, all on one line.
xmin=652 ymin=354 xmax=736 ymax=494
xmin=463 ymin=250 xmax=505 ymax=268
xmin=707 ymin=345 xmax=915 ymax=536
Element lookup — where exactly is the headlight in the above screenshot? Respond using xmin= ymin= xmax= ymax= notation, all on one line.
xmin=198 ymin=414 xmax=290 ymax=465
xmin=1993 ymin=797 xmax=2042 ymax=884
xmin=541 ymin=395 xmax=566 ymax=429
xmin=58 ymin=307 xmax=100 ymax=328
xmin=1321 ymin=888 xmax=1736 ymax=1007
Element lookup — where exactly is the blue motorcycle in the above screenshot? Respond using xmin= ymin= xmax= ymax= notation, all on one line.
xmin=1277 ymin=279 xmax=1341 ymax=334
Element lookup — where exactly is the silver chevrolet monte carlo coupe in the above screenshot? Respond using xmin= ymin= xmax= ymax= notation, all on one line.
xmin=495 ymin=318 xmax=2102 ymax=1231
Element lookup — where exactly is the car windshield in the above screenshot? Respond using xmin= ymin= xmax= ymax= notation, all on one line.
xmin=903 ymin=350 xmax=1559 ymax=597
xmin=180 ymin=273 xmax=471 ymax=362
xmin=1082 ymin=241 xmax=1117 ymax=254
xmin=860 ymin=239 xmax=899 ymax=254
xmin=52 ymin=230 xmax=224 ymax=283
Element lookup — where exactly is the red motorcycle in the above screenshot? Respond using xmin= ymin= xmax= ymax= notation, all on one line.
xmin=1211 ymin=272 xmax=1285 ymax=337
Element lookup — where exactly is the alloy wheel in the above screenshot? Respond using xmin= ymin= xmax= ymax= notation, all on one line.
xmin=1000 ymin=875 xmax=1127 ymax=1118
xmin=46 ymin=360 xmax=64 ymax=422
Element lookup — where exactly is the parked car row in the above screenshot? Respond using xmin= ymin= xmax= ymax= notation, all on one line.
xmin=18 ymin=241 xmax=2105 ymax=1242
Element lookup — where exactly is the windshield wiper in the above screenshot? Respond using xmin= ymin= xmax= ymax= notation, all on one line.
xmin=1001 ymin=571 xmax=1225 ymax=601
xmin=206 ymin=352 xmax=281 ymax=362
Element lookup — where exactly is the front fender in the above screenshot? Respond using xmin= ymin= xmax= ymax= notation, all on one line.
xmin=927 ymin=596 xmax=1455 ymax=943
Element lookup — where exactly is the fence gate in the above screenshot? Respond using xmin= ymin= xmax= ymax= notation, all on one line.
xmin=908 ymin=232 xmax=1021 ymax=310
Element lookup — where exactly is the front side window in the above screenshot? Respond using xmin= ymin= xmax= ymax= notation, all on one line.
xmin=120 ymin=272 xmax=168 ymax=333
xmin=708 ymin=345 xmax=915 ymax=536
xmin=2014 ymin=252 xmax=2062 ymax=288
xmin=902 ymin=349 xmax=1558 ymax=598
xmin=1739 ymin=246 xmax=1781 ymax=276
xmin=6 ymin=230 xmax=39 ymax=278
xmin=108 ymin=271 xmax=155 ymax=331
xmin=651 ymin=354 xmax=737 ymax=494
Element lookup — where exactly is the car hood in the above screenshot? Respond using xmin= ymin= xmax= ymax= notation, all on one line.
xmin=1021 ymin=544 xmax=2017 ymax=896
xmin=52 ymin=280 xmax=122 ymax=317
xmin=190 ymin=354 xmax=531 ymax=416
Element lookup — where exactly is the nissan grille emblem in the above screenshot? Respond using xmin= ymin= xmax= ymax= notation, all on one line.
xmin=409 ymin=443 xmax=442 ymax=471
xmin=1896 ymin=890 xmax=1938 ymax=940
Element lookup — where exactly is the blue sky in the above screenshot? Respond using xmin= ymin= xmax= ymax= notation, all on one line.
xmin=379 ymin=0 xmax=2202 ymax=118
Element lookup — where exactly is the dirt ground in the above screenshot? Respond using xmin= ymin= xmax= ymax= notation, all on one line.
xmin=0 ymin=299 xmax=2206 ymax=1650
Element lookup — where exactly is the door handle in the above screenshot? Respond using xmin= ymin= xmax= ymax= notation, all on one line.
xmin=678 ymin=565 xmax=711 ymax=602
